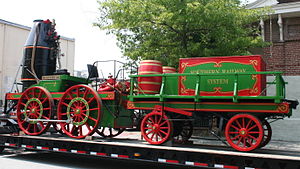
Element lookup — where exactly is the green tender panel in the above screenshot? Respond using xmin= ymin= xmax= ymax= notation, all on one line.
xmin=34 ymin=75 xmax=88 ymax=92
xmin=164 ymin=76 xmax=178 ymax=95
xmin=183 ymin=63 xmax=256 ymax=93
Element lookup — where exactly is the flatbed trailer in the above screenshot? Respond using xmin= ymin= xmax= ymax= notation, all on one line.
xmin=0 ymin=133 xmax=299 ymax=169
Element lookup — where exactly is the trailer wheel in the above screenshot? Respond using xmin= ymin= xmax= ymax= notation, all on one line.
xmin=96 ymin=127 xmax=125 ymax=138
xmin=57 ymin=85 xmax=101 ymax=139
xmin=259 ymin=120 xmax=272 ymax=148
xmin=17 ymin=86 xmax=53 ymax=135
xmin=141 ymin=111 xmax=173 ymax=145
xmin=225 ymin=114 xmax=263 ymax=152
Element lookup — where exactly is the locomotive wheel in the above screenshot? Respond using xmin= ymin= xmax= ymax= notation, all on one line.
xmin=225 ymin=114 xmax=263 ymax=152
xmin=141 ymin=111 xmax=173 ymax=145
xmin=17 ymin=86 xmax=53 ymax=135
xmin=96 ymin=127 xmax=125 ymax=138
xmin=260 ymin=120 xmax=272 ymax=148
xmin=57 ymin=85 xmax=101 ymax=139
xmin=173 ymin=120 xmax=193 ymax=144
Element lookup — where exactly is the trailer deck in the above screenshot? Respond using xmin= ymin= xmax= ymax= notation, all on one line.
xmin=0 ymin=133 xmax=299 ymax=169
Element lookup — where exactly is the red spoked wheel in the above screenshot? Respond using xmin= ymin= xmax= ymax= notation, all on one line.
xmin=260 ymin=120 xmax=272 ymax=148
xmin=225 ymin=114 xmax=263 ymax=152
xmin=17 ymin=86 xmax=53 ymax=135
xmin=141 ymin=111 xmax=173 ymax=145
xmin=57 ymin=85 xmax=101 ymax=139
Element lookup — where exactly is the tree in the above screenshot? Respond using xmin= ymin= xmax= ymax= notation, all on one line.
xmin=95 ymin=0 xmax=266 ymax=67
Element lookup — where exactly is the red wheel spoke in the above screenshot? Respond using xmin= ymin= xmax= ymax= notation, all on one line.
xmin=246 ymin=119 xmax=252 ymax=129
xmin=145 ymin=121 xmax=153 ymax=126
xmin=230 ymin=124 xmax=240 ymax=131
xmin=146 ymin=129 xmax=154 ymax=135
xmin=87 ymin=97 xmax=95 ymax=104
xmin=244 ymin=137 xmax=248 ymax=147
xmin=231 ymin=135 xmax=240 ymax=141
xmin=248 ymin=124 xmax=258 ymax=131
xmin=157 ymin=132 xmax=163 ymax=140
xmin=229 ymin=131 xmax=239 ymax=134
xmin=62 ymin=102 xmax=69 ymax=107
xmin=88 ymin=108 xmax=100 ymax=111
xmin=242 ymin=118 xmax=245 ymax=128
xmin=33 ymin=124 xmax=37 ymax=133
xmin=248 ymin=134 xmax=258 ymax=141
xmin=150 ymin=132 xmax=155 ymax=140
xmin=159 ymin=129 xmax=168 ymax=136
xmin=157 ymin=116 xmax=162 ymax=124
xmin=148 ymin=117 xmax=155 ymax=124
xmin=154 ymin=115 xmax=158 ymax=124
xmin=160 ymin=127 xmax=169 ymax=129
xmin=42 ymin=115 xmax=50 ymax=120
xmin=235 ymin=119 xmax=242 ymax=129
xmin=41 ymin=98 xmax=48 ymax=104
xmin=83 ymin=90 xmax=90 ymax=99
xmin=159 ymin=120 xmax=168 ymax=127
xmin=248 ymin=131 xmax=260 ymax=134
xmin=237 ymin=137 xmax=243 ymax=145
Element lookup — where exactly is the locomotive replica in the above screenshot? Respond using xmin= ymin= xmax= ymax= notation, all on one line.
xmin=1 ymin=19 xmax=298 ymax=152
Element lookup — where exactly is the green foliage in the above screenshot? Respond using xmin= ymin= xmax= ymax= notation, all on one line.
xmin=95 ymin=0 xmax=267 ymax=67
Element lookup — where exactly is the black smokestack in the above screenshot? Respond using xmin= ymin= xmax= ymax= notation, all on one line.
xmin=21 ymin=19 xmax=60 ymax=91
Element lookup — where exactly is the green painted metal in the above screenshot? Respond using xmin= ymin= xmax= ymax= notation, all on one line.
xmin=129 ymin=71 xmax=286 ymax=103
xmin=33 ymin=75 xmax=88 ymax=92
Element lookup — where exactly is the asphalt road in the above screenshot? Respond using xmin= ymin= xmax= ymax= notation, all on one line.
xmin=0 ymin=149 xmax=201 ymax=169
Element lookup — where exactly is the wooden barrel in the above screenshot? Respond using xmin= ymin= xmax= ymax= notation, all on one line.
xmin=138 ymin=60 xmax=162 ymax=94
xmin=163 ymin=66 xmax=176 ymax=73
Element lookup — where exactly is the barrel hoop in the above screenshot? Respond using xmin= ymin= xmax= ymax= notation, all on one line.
xmin=138 ymin=81 xmax=161 ymax=85
xmin=140 ymin=63 xmax=162 ymax=66
xmin=140 ymin=60 xmax=162 ymax=64
xmin=139 ymin=71 xmax=162 ymax=74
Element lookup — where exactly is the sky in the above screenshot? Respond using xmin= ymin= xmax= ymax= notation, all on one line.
xmin=0 ymin=0 xmax=257 ymax=72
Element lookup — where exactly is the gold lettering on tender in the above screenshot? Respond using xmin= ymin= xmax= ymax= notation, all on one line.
xmin=191 ymin=68 xmax=247 ymax=74
xmin=207 ymin=79 xmax=229 ymax=84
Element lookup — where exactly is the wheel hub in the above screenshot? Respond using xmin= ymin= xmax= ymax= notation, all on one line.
xmin=24 ymin=98 xmax=43 ymax=124
xmin=75 ymin=109 xmax=81 ymax=114
xmin=67 ymin=97 xmax=90 ymax=126
xmin=239 ymin=128 xmax=247 ymax=136
xmin=152 ymin=124 xmax=160 ymax=132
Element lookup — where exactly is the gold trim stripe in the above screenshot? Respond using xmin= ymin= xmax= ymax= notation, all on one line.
xmin=138 ymin=81 xmax=161 ymax=85
xmin=139 ymin=90 xmax=159 ymax=93
xmin=139 ymin=71 xmax=162 ymax=74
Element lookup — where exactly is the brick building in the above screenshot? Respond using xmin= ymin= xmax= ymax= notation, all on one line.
xmin=247 ymin=0 xmax=300 ymax=75
xmin=247 ymin=0 xmax=300 ymax=142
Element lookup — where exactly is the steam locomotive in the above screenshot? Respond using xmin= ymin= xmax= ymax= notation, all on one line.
xmin=1 ymin=19 xmax=298 ymax=152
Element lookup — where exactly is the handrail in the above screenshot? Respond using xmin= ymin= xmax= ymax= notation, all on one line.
xmin=129 ymin=71 xmax=286 ymax=103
